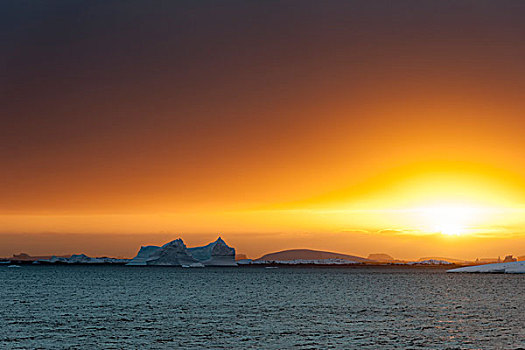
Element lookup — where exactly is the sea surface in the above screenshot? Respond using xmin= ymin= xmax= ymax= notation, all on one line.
xmin=0 ymin=265 xmax=523 ymax=349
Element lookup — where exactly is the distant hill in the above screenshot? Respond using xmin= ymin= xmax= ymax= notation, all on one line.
xmin=257 ymin=249 xmax=370 ymax=262
xmin=367 ymin=253 xmax=395 ymax=262
xmin=418 ymin=256 xmax=469 ymax=264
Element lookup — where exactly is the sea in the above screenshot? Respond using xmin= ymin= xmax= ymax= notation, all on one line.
xmin=1 ymin=265 xmax=523 ymax=349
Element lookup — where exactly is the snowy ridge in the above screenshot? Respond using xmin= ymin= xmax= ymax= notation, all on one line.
xmin=41 ymin=254 xmax=129 ymax=264
xmin=447 ymin=261 xmax=525 ymax=274
xmin=408 ymin=259 xmax=453 ymax=266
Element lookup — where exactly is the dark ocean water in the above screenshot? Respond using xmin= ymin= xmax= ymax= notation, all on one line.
xmin=0 ymin=265 xmax=523 ymax=349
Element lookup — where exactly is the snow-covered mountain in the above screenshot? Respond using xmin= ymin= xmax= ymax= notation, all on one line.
xmin=127 ymin=237 xmax=237 ymax=267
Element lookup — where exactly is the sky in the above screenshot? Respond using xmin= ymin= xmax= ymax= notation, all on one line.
xmin=2 ymin=0 xmax=525 ymax=259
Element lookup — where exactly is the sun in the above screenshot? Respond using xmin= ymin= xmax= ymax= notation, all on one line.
xmin=435 ymin=221 xmax=463 ymax=236
xmin=417 ymin=205 xmax=480 ymax=236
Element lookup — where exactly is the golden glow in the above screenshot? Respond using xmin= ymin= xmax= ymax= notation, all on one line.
xmin=2 ymin=168 xmax=525 ymax=259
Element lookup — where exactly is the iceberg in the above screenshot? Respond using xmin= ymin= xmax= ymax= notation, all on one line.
xmin=447 ymin=261 xmax=525 ymax=274
xmin=188 ymin=237 xmax=236 ymax=266
xmin=144 ymin=239 xmax=199 ymax=266
xmin=126 ymin=237 xmax=237 ymax=267
xmin=126 ymin=245 xmax=162 ymax=266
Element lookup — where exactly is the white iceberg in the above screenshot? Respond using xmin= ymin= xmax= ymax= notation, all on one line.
xmin=126 ymin=237 xmax=237 ymax=267
xmin=447 ymin=261 xmax=525 ymax=274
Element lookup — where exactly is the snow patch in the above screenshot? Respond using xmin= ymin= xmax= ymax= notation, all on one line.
xmin=447 ymin=261 xmax=525 ymax=274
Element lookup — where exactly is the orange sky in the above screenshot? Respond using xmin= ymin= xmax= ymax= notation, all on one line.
xmin=2 ymin=1 xmax=525 ymax=259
